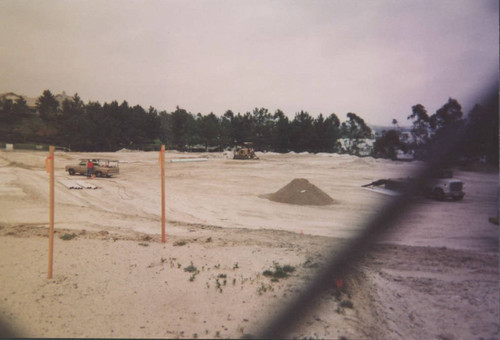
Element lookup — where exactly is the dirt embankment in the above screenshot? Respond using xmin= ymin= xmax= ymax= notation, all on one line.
xmin=357 ymin=245 xmax=499 ymax=339
xmin=0 ymin=223 xmax=365 ymax=339
xmin=1 ymin=223 xmax=497 ymax=339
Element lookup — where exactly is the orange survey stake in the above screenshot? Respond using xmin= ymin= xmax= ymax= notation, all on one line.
xmin=47 ymin=146 xmax=55 ymax=279
xmin=160 ymin=145 xmax=166 ymax=243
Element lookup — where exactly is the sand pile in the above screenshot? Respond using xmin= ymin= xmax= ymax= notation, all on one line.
xmin=266 ymin=178 xmax=334 ymax=206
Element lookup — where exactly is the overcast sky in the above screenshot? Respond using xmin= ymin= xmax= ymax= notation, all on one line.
xmin=0 ymin=0 xmax=498 ymax=125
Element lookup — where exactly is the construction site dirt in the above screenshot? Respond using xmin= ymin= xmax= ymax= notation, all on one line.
xmin=0 ymin=150 xmax=497 ymax=339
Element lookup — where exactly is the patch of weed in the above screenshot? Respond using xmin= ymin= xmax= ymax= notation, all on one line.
xmin=60 ymin=233 xmax=77 ymax=241
xmin=257 ymin=283 xmax=273 ymax=295
xmin=262 ymin=262 xmax=296 ymax=281
xmin=303 ymin=258 xmax=320 ymax=268
xmin=339 ymin=299 xmax=354 ymax=309
xmin=263 ymin=270 xmax=274 ymax=277
xmin=184 ymin=262 xmax=197 ymax=273
xmin=174 ymin=240 xmax=187 ymax=246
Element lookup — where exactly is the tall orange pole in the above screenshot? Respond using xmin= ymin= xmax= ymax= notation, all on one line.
xmin=47 ymin=146 xmax=55 ymax=279
xmin=160 ymin=145 xmax=166 ymax=243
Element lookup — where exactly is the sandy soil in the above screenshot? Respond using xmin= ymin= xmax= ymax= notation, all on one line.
xmin=0 ymin=150 xmax=497 ymax=339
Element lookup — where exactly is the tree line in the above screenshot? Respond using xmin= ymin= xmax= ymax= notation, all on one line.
xmin=0 ymin=89 xmax=497 ymax=166
xmin=0 ymin=90 xmax=372 ymax=154
xmin=373 ymin=97 xmax=498 ymax=166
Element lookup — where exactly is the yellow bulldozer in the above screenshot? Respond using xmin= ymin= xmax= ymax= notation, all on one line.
xmin=233 ymin=142 xmax=259 ymax=160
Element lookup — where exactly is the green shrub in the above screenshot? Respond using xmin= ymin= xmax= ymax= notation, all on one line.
xmin=60 ymin=233 xmax=77 ymax=241
xmin=262 ymin=262 xmax=296 ymax=280
xmin=339 ymin=299 xmax=354 ymax=309
xmin=184 ymin=262 xmax=197 ymax=273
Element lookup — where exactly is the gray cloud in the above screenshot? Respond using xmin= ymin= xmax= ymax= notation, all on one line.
xmin=0 ymin=0 xmax=497 ymax=125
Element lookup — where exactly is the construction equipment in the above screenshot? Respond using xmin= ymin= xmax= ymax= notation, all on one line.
xmin=362 ymin=169 xmax=465 ymax=201
xmin=65 ymin=159 xmax=119 ymax=177
xmin=233 ymin=142 xmax=259 ymax=160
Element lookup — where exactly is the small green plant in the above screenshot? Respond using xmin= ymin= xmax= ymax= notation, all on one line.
xmin=233 ymin=262 xmax=239 ymax=269
xmin=138 ymin=242 xmax=149 ymax=247
xmin=303 ymin=258 xmax=320 ymax=268
xmin=60 ymin=233 xmax=77 ymax=241
xmin=257 ymin=283 xmax=269 ymax=295
xmin=174 ymin=240 xmax=187 ymax=246
xmin=217 ymin=273 xmax=227 ymax=278
xmin=214 ymin=264 xmax=220 ymax=269
xmin=184 ymin=262 xmax=197 ymax=273
xmin=189 ymin=273 xmax=197 ymax=281
xmin=262 ymin=262 xmax=296 ymax=281
xmin=263 ymin=270 xmax=274 ymax=277
xmin=339 ymin=299 xmax=354 ymax=309
xmin=215 ymin=331 xmax=220 ymax=338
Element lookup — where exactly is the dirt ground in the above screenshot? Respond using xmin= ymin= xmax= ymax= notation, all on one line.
xmin=0 ymin=150 xmax=498 ymax=339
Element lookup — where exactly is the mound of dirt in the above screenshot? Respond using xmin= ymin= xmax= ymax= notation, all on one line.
xmin=266 ymin=178 xmax=334 ymax=206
